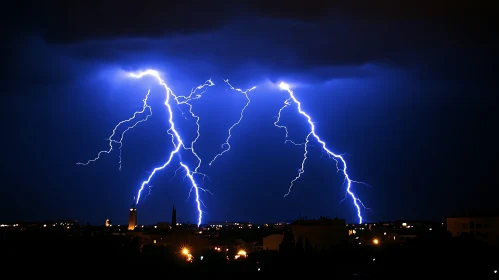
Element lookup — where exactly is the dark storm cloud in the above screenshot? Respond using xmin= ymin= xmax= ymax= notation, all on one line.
xmin=10 ymin=0 xmax=494 ymax=44
xmin=248 ymin=0 xmax=493 ymax=33
xmin=241 ymin=0 xmax=495 ymax=73
xmin=9 ymin=0 xmax=238 ymax=43
xmin=5 ymin=0 xmax=495 ymax=92
xmin=53 ymin=14 xmax=489 ymax=83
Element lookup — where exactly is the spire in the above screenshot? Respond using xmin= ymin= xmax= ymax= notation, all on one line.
xmin=131 ymin=198 xmax=136 ymax=209
xmin=171 ymin=204 xmax=177 ymax=232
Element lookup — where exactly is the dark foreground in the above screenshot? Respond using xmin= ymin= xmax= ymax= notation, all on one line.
xmin=1 ymin=231 xmax=497 ymax=276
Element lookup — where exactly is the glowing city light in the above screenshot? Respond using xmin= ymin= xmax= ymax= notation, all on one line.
xmin=181 ymin=247 xmax=193 ymax=262
xmin=237 ymin=249 xmax=247 ymax=257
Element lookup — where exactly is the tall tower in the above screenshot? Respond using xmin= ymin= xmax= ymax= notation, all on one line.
xmin=128 ymin=202 xmax=137 ymax=231
xmin=172 ymin=205 xmax=177 ymax=232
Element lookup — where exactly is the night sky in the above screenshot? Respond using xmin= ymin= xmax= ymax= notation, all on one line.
xmin=2 ymin=1 xmax=497 ymax=225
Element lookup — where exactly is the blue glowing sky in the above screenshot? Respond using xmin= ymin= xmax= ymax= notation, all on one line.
xmin=2 ymin=1 xmax=497 ymax=225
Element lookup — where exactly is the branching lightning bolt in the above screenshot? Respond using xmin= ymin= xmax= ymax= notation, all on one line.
xmin=127 ymin=69 xmax=214 ymax=226
xmin=78 ymin=69 xmax=212 ymax=226
xmin=274 ymin=97 xmax=292 ymax=139
xmin=78 ymin=70 xmax=368 ymax=226
xmin=174 ymin=80 xmax=215 ymax=200
xmin=76 ymin=90 xmax=152 ymax=169
xmin=276 ymin=82 xmax=368 ymax=224
xmin=209 ymin=80 xmax=256 ymax=165
xmin=116 ymin=91 xmax=153 ymax=170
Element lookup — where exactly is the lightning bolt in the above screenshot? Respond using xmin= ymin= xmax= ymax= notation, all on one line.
xmin=276 ymin=82 xmax=368 ymax=224
xmin=116 ymin=92 xmax=153 ymax=170
xmin=77 ymin=90 xmax=152 ymax=169
xmin=78 ymin=70 xmax=368 ymax=225
xmin=127 ymin=69 xmax=213 ymax=226
xmin=173 ymin=80 xmax=215 ymax=200
xmin=209 ymin=80 xmax=256 ymax=165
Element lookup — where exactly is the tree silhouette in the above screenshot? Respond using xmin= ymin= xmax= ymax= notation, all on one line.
xmin=279 ymin=229 xmax=295 ymax=256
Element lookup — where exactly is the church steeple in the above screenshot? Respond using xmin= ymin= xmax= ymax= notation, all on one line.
xmin=128 ymin=200 xmax=137 ymax=231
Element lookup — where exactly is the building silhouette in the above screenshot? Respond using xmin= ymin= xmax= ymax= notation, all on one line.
xmin=171 ymin=205 xmax=176 ymax=232
xmin=128 ymin=202 xmax=137 ymax=231
xmin=447 ymin=210 xmax=499 ymax=246
xmin=290 ymin=217 xmax=347 ymax=251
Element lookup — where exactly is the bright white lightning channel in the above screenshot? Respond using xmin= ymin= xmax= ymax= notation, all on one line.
xmin=128 ymin=70 xmax=214 ymax=226
xmin=78 ymin=69 xmax=213 ymax=227
xmin=276 ymin=82 xmax=368 ymax=224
